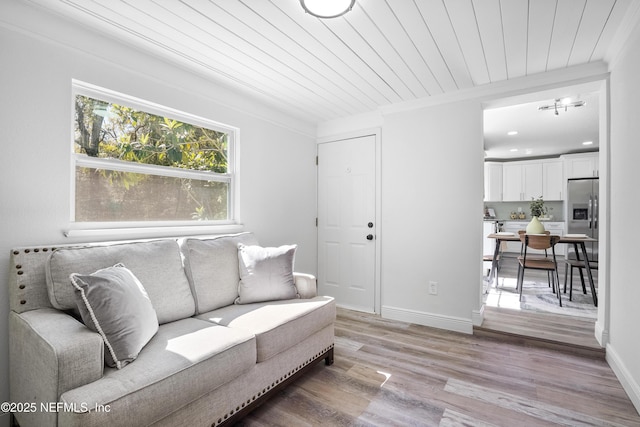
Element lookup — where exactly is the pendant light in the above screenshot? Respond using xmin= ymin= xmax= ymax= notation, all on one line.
xmin=538 ymin=98 xmax=586 ymax=116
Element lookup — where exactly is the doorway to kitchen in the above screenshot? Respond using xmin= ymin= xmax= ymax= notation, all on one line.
xmin=479 ymin=81 xmax=608 ymax=350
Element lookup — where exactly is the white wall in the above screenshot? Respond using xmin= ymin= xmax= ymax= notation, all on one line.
xmin=607 ymin=19 xmax=640 ymax=412
xmin=0 ymin=3 xmax=317 ymax=425
xmin=380 ymin=101 xmax=484 ymax=332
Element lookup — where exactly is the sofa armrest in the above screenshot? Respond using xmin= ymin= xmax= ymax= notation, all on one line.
xmin=10 ymin=309 xmax=104 ymax=425
xmin=293 ymin=272 xmax=317 ymax=299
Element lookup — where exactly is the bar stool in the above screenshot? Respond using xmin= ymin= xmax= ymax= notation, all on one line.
xmin=563 ymin=259 xmax=598 ymax=301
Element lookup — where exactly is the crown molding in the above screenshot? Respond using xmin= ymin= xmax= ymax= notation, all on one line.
xmin=604 ymin=0 xmax=640 ymax=70
xmin=380 ymin=62 xmax=610 ymax=116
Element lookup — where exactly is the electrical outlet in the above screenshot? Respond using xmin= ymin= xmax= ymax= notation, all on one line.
xmin=428 ymin=281 xmax=438 ymax=295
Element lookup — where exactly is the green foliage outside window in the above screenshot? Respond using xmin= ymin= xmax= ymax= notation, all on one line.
xmin=74 ymin=95 xmax=231 ymax=222
xmin=74 ymin=95 xmax=228 ymax=172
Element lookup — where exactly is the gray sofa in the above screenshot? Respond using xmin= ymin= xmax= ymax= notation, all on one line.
xmin=8 ymin=232 xmax=335 ymax=426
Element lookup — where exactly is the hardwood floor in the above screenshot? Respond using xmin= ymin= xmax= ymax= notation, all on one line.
xmin=476 ymin=306 xmax=604 ymax=358
xmin=237 ymin=308 xmax=640 ymax=426
xmin=480 ymin=253 xmax=602 ymax=356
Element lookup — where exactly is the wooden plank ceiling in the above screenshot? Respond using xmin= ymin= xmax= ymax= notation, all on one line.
xmin=26 ymin=0 xmax=634 ymax=124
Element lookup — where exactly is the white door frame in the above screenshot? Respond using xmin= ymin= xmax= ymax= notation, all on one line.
xmin=317 ymin=129 xmax=382 ymax=314
xmin=479 ymin=79 xmax=609 ymax=346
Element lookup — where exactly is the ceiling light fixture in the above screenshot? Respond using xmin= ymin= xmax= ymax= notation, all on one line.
xmin=507 ymin=131 xmax=518 ymax=136
xmin=300 ymin=0 xmax=356 ymax=18
xmin=582 ymin=141 xmax=594 ymax=145
xmin=538 ymin=98 xmax=586 ymax=116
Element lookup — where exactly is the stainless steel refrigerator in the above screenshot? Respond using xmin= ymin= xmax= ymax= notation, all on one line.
xmin=567 ymin=177 xmax=599 ymax=261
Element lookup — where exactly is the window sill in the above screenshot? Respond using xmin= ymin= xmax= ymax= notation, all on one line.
xmin=64 ymin=224 xmax=244 ymax=239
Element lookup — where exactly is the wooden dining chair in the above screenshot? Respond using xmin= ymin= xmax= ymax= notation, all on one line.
xmin=515 ymin=230 xmax=551 ymax=290
xmin=517 ymin=233 xmax=563 ymax=306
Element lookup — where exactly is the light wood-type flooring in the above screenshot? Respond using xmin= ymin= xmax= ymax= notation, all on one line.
xmin=237 ymin=308 xmax=640 ymax=426
xmin=479 ymin=253 xmax=603 ymax=357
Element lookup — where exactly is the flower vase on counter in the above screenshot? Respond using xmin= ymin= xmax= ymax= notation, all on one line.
xmin=526 ymin=216 xmax=545 ymax=234
xmin=527 ymin=196 xmax=547 ymax=234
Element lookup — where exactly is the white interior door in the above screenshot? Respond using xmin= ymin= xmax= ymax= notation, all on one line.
xmin=317 ymin=135 xmax=376 ymax=312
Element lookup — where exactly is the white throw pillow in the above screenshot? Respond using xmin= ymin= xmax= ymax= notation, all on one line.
xmin=70 ymin=264 xmax=159 ymax=369
xmin=235 ymin=244 xmax=298 ymax=304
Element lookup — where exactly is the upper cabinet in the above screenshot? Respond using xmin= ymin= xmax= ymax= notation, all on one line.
xmin=562 ymin=152 xmax=599 ymax=178
xmin=502 ymin=161 xmax=543 ymax=201
xmin=485 ymin=153 xmax=597 ymax=202
xmin=542 ymin=160 xmax=563 ymax=200
xmin=484 ymin=162 xmax=503 ymax=201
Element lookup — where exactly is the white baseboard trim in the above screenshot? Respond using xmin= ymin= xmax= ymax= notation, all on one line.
xmin=606 ymin=344 xmax=640 ymax=414
xmin=472 ymin=305 xmax=485 ymax=327
xmin=335 ymin=302 xmax=376 ymax=314
xmin=595 ymin=320 xmax=609 ymax=347
xmin=381 ymin=305 xmax=473 ymax=334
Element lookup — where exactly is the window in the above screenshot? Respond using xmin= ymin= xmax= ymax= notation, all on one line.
xmin=72 ymin=82 xmax=237 ymax=228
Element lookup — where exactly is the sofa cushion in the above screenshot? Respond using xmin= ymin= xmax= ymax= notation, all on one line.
xmin=196 ymin=296 xmax=335 ymax=362
xmin=181 ymin=233 xmax=258 ymax=313
xmin=70 ymin=264 xmax=159 ymax=369
xmin=59 ymin=318 xmax=256 ymax=426
xmin=236 ymin=244 xmax=298 ymax=305
xmin=46 ymin=240 xmax=195 ymax=324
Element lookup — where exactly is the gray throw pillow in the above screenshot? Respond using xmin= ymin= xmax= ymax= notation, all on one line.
xmin=70 ymin=264 xmax=159 ymax=369
xmin=236 ymin=244 xmax=298 ymax=304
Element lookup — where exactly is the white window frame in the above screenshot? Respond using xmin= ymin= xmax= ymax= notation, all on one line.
xmin=68 ymin=80 xmax=241 ymax=237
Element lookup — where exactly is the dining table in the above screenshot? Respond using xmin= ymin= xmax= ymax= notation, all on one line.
xmin=487 ymin=232 xmax=598 ymax=307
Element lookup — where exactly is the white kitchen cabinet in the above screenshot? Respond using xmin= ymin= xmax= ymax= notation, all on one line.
xmin=562 ymin=152 xmax=599 ymax=178
xmin=502 ymin=163 xmax=522 ymax=201
xmin=483 ymin=221 xmax=497 ymax=255
xmin=523 ymin=163 xmax=543 ymax=200
xmin=502 ymin=221 xmax=528 ymax=253
xmin=483 ymin=220 xmax=498 ymax=276
xmin=502 ymin=161 xmax=543 ymax=201
xmin=542 ymin=160 xmax=563 ymax=200
xmin=484 ymin=162 xmax=502 ymax=201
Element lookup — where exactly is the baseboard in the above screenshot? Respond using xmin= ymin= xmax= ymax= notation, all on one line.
xmin=595 ymin=319 xmax=609 ymax=346
xmin=381 ymin=305 xmax=473 ymax=334
xmin=472 ymin=305 xmax=485 ymax=327
xmin=335 ymin=302 xmax=376 ymax=314
xmin=606 ymin=344 xmax=640 ymax=415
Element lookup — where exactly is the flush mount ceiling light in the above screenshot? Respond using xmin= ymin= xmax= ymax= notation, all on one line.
xmin=300 ymin=0 xmax=356 ymax=18
xmin=538 ymin=98 xmax=586 ymax=116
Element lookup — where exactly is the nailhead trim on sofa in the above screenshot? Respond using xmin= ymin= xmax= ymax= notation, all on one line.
xmin=214 ymin=345 xmax=335 ymax=427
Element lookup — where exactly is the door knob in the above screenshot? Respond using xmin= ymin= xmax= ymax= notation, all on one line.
xmin=367 ymin=222 xmax=374 ymax=228
xmin=366 ymin=234 xmax=374 ymax=241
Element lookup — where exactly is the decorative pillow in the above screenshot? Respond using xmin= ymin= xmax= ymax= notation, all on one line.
xmin=70 ymin=264 xmax=159 ymax=369
xmin=181 ymin=233 xmax=259 ymax=313
xmin=236 ymin=244 xmax=298 ymax=304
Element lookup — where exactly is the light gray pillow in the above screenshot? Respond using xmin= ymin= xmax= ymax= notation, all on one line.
xmin=236 ymin=244 xmax=298 ymax=304
xmin=181 ymin=233 xmax=259 ymax=313
xmin=70 ymin=264 xmax=159 ymax=369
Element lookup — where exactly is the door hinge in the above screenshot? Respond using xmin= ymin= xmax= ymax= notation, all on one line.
xmin=315 ymin=217 xmax=318 ymax=227
xmin=315 ymin=155 xmax=318 ymax=165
